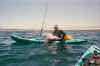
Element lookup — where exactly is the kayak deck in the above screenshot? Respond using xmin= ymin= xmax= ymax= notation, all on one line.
xmin=75 ymin=45 xmax=100 ymax=66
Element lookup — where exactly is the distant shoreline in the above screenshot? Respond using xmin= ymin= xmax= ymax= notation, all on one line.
xmin=0 ymin=26 xmax=100 ymax=31
xmin=0 ymin=29 xmax=100 ymax=31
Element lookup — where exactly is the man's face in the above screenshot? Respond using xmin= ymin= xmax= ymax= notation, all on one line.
xmin=54 ymin=27 xmax=58 ymax=30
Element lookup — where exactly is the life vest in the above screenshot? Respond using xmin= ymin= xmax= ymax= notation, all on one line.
xmin=64 ymin=35 xmax=75 ymax=40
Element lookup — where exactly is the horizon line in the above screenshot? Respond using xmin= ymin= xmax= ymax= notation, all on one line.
xmin=0 ymin=26 xmax=100 ymax=30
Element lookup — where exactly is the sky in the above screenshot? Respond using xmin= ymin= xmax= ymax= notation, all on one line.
xmin=0 ymin=0 xmax=100 ymax=29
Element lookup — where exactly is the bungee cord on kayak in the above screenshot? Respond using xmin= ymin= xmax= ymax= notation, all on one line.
xmin=75 ymin=45 xmax=100 ymax=66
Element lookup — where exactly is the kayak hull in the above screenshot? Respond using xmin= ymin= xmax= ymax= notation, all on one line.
xmin=11 ymin=35 xmax=45 ymax=44
xmin=75 ymin=45 xmax=100 ymax=66
xmin=11 ymin=34 xmax=87 ymax=44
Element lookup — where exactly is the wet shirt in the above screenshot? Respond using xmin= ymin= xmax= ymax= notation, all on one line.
xmin=52 ymin=30 xmax=66 ymax=40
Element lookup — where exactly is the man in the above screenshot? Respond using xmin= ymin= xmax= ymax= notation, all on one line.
xmin=52 ymin=25 xmax=66 ymax=41
xmin=46 ymin=25 xmax=67 ymax=51
xmin=46 ymin=25 xmax=66 ymax=43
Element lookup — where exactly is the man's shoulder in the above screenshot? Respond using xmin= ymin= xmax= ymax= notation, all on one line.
xmin=59 ymin=30 xmax=64 ymax=32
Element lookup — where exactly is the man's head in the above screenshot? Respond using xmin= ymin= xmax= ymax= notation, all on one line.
xmin=54 ymin=25 xmax=59 ymax=30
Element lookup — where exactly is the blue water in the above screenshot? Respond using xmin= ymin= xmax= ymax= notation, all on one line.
xmin=0 ymin=30 xmax=100 ymax=66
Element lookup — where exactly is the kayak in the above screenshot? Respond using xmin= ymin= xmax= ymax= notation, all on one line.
xmin=75 ymin=45 xmax=100 ymax=66
xmin=11 ymin=34 xmax=87 ymax=44
xmin=10 ymin=34 xmax=87 ymax=44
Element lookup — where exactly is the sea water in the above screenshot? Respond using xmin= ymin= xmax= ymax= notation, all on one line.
xmin=0 ymin=30 xmax=100 ymax=66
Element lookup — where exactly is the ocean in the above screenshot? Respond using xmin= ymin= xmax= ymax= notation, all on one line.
xmin=0 ymin=30 xmax=100 ymax=66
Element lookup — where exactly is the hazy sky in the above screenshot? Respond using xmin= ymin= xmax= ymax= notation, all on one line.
xmin=0 ymin=0 xmax=100 ymax=29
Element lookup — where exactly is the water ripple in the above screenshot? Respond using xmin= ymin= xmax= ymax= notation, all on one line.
xmin=0 ymin=30 xmax=100 ymax=66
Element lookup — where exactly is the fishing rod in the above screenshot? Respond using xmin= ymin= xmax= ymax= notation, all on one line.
xmin=40 ymin=0 xmax=48 ymax=37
